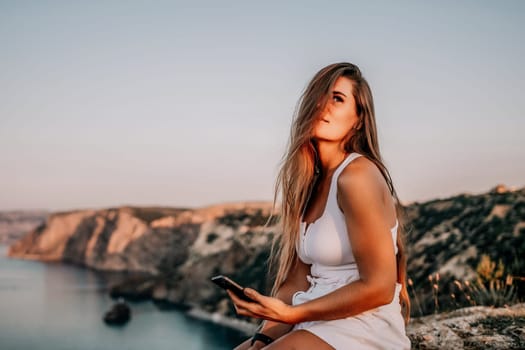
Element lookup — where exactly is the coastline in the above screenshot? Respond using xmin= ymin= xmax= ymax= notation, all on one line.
xmin=186 ymin=307 xmax=258 ymax=336
xmin=6 ymin=247 xmax=257 ymax=337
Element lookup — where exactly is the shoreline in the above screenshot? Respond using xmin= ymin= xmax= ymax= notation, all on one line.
xmin=4 ymin=246 xmax=256 ymax=336
xmin=186 ymin=307 xmax=258 ymax=336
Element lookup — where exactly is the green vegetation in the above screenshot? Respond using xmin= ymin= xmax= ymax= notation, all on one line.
xmin=468 ymin=315 xmax=525 ymax=349
xmin=408 ymin=254 xmax=522 ymax=317
xmin=404 ymin=188 xmax=525 ymax=317
xmin=217 ymin=209 xmax=279 ymax=228
xmin=122 ymin=206 xmax=189 ymax=224
xmin=206 ymin=232 xmax=219 ymax=243
xmin=470 ymin=315 xmax=525 ymax=334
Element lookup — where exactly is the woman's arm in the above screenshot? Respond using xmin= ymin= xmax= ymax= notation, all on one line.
xmin=233 ymin=254 xmax=311 ymax=349
xmin=256 ymin=255 xmax=311 ymax=337
xmin=292 ymin=157 xmax=398 ymax=322
xmin=229 ymin=157 xmax=399 ymax=325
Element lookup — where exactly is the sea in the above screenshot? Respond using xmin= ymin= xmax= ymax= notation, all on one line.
xmin=0 ymin=245 xmax=247 ymax=350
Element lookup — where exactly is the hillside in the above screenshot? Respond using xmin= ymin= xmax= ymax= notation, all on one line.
xmin=5 ymin=186 xmax=525 ymax=348
xmin=404 ymin=185 xmax=525 ymax=314
xmin=0 ymin=210 xmax=48 ymax=245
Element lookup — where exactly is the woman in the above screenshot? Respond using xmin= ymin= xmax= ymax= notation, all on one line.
xmin=228 ymin=62 xmax=411 ymax=349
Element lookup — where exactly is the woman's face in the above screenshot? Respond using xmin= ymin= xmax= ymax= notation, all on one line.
xmin=312 ymin=76 xmax=359 ymax=142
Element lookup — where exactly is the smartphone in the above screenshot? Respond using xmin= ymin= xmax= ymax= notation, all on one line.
xmin=211 ymin=275 xmax=255 ymax=302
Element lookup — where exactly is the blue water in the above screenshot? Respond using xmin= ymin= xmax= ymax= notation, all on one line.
xmin=0 ymin=246 xmax=247 ymax=350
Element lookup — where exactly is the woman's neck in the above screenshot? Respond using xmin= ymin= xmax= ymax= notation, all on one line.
xmin=314 ymin=140 xmax=350 ymax=174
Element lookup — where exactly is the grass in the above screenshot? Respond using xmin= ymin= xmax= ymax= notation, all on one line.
xmin=407 ymin=254 xmax=523 ymax=317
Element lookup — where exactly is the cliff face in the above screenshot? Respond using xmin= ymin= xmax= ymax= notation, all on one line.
xmin=10 ymin=208 xmax=160 ymax=272
xmin=404 ymin=186 xmax=525 ymax=315
xmin=4 ymin=186 xmax=525 ymax=348
xmin=6 ymin=187 xmax=525 ymax=318
xmin=0 ymin=210 xmax=48 ymax=245
xmin=406 ymin=302 xmax=525 ymax=349
xmin=8 ymin=203 xmax=277 ymax=280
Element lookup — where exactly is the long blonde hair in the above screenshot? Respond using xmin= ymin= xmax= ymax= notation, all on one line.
xmin=266 ymin=62 xmax=411 ymax=325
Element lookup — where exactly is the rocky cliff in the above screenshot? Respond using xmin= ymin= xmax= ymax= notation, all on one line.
xmin=0 ymin=210 xmax=48 ymax=245
xmin=404 ymin=185 xmax=525 ymax=315
xmin=6 ymin=185 xmax=525 ymax=348
xmin=406 ymin=302 xmax=525 ymax=349
xmin=8 ymin=202 xmax=279 ymax=310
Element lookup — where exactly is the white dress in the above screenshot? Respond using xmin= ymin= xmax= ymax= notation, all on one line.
xmin=291 ymin=152 xmax=411 ymax=350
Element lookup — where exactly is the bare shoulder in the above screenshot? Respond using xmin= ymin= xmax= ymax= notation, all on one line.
xmin=336 ymin=155 xmax=387 ymax=197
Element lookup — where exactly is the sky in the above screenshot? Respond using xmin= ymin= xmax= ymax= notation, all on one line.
xmin=1 ymin=0 xmax=524 ymax=211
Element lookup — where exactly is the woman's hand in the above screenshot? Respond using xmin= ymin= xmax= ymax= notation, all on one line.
xmin=226 ymin=288 xmax=301 ymax=324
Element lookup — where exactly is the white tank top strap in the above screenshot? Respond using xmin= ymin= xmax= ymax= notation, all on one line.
xmin=325 ymin=152 xmax=363 ymax=212
xmin=331 ymin=152 xmax=399 ymax=252
xmin=333 ymin=152 xmax=363 ymax=181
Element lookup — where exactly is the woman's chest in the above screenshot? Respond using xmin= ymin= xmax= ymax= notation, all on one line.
xmin=298 ymin=213 xmax=355 ymax=266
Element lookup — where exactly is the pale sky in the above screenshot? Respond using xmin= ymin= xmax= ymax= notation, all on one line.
xmin=1 ymin=0 xmax=524 ymax=211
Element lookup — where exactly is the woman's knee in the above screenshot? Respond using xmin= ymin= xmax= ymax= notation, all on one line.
xmin=262 ymin=330 xmax=334 ymax=350
xmin=233 ymin=337 xmax=253 ymax=350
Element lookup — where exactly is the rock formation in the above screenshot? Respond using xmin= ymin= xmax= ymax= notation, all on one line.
xmin=407 ymin=302 xmax=525 ymax=349
xmin=0 ymin=210 xmax=48 ymax=245
xmin=5 ymin=186 xmax=525 ymax=348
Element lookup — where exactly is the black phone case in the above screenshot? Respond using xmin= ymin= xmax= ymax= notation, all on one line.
xmin=211 ymin=275 xmax=255 ymax=302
